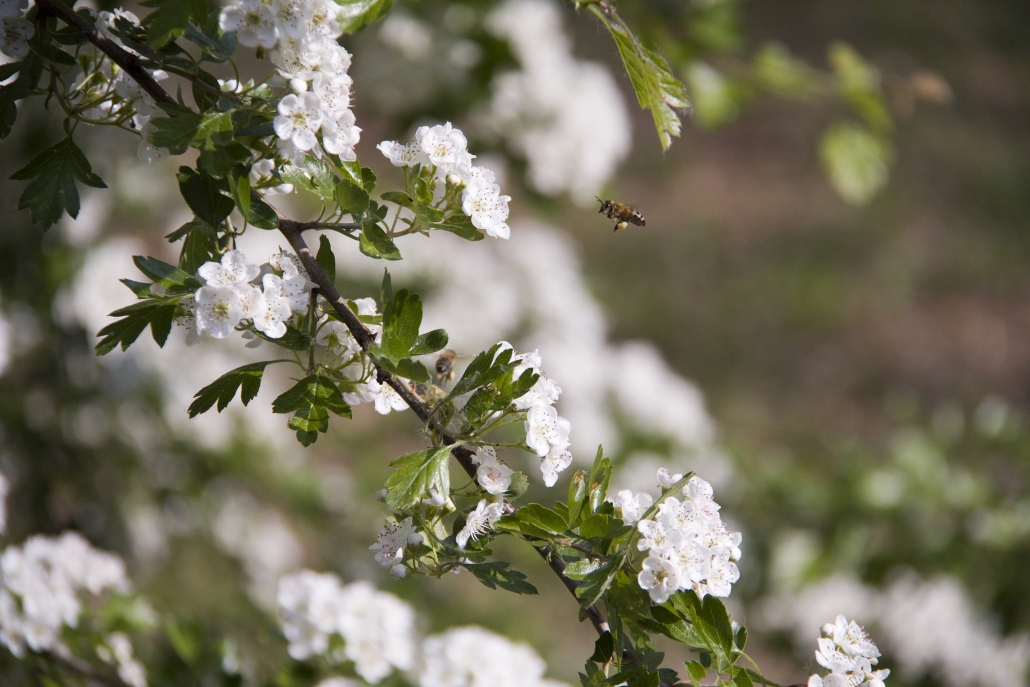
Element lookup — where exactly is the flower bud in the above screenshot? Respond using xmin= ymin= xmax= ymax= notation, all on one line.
xmin=390 ymin=564 xmax=407 ymax=579
xmin=376 ymin=489 xmax=388 ymax=502
xmin=447 ymin=173 xmax=462 ymax=186
xmin=289 ymin=78 xmax=308 ymax=94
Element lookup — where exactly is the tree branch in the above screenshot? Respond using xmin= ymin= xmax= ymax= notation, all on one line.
xmin=35 ymin=0 xmax=178 ymax=109
xmin=36 ymin=2 xmax=637 ymax=672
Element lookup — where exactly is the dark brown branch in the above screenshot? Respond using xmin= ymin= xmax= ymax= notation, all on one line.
xmin=33 ymin=3 xmax=635 ymax=670
xmin=35 ymin=0 xmax=178 ymax=108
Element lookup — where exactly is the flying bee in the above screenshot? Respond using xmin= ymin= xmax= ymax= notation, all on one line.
xmin=435 ymin=349 xmax=457 ymax=382
xmin=597 ymin=198 xmax=646 ymax=232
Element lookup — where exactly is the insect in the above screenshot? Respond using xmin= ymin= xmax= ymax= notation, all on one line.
xmin=597 ymin=198 xmax=646 ymax=232
xmin=435 ymin=349 xmax=457 ymax=382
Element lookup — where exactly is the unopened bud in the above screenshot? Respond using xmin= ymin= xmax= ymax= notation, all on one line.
xmin=289 ymin=78 xmax=308 ymax=94
xmin=391 ymin=564 xmax=407 ymax=579
xmin=447 ymin=173 xmax=462 ymax=186
xmin=376 ymin=489 xmax=388 ymax=502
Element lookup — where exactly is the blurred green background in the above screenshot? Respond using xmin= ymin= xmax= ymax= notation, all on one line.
xmin=1 ymin=0 xmax=1029 ymax=685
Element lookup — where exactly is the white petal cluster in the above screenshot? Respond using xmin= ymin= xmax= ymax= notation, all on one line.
xmin=0 ymin=0 xmax=34 ymax=59
xmin=635 ymin=471 xmax=741 ymax=603
xmin=277 ymin=572 xmax=417 ymax=683
xmin=189 ymin=250 xmax=313 ymax=342
xmin=485 ymin=0 xmax=631 ymax=204
xmin=499 ymin=344 xmax=570 ymax=487
xmin=377 ymin=123 xmax=512 ymax=240
xmin=420 ymin=626 xmax=558 ymax=687
xmin=0 ymin=533 xmax=130 ymax=658
xmin=218 ymin=0 xmax=361 ymax=161
xmin=808 ymin=615 xmax=889 ymax=687
xmin=369 ymin=517 xmax=423 ymax=577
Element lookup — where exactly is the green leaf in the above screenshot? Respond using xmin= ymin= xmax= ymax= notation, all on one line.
xmin=179 ymin=223 xmax=217 ymax=275
xmin=94 ymin=297 xmax=182 ymax=355
xmin=272 ymin=372 xmax=352 ymax=445
xmin=431 ymin=213 xmax=484 ymax=241
xmin=568 ymin=470 xmax=589 ymax=526
xmin=515 ymin=504 xmax=568 ymax=536
xmin=279 ymin=165 xmax=316 ymax=193
xmin=360 ymin=219 xmax=402 ymax=260
xmin=305 ymin=156 xmax=338 ymax=199
xmin=164 ymin=617 xmax=201 ymax=665
xmin=335 ymin=179 xmax=370 ymax=214
xmin=731 ymin=669 xmax=754 ymax=687
xmin=384 ymin=446 xmax=452 ymax=509
xmin=590 ymin=632 xmax=615 ymax=663
xmin=373 ymin=355 xmax=430 ymax=383
xmin=176 ymin=166 xmax=234 ymax=228
xmin=701 ymin=595 xmax=734 ymax=655
xmin=685 ymin=661 xmax=707 ymax=687
xmin=508 ymin=471 xmax=529 ymax=498
xmin=380 ymin=285 xmax=423 ymax=362
xmin=381 ymin=190 xmax=414 ymax=209
xmin=337 ymin=0 xmax=394 ymax=33
xmin=11 ymin=136 xmax=106 ymax=231
xmin=409 ymin=329 xmax=448 ymax=356
xmin=564 ymin=559 xmax=604 ymax=580
xmin=133 ymin=255 xmax=202 ymax=291
xmin=587 ymin=446 xmax=612 ymax=514
xmin=142 ymin=0 xmax=206 ymax=48
xmin=317 ymin=234 xmax=337 ymax=283
xmin=188 ymin=361 xmax=282 ymax=417
xmin=254 ymin=324 xmax=311 ymax=351
xmin=591 ymin=7 xmax=689 ymax=151
xmin=151 ymin=110 xmax=233 ymax=155
xmin=580 ymin=514 xmax=630 ymax=540
xmin=819 ymin=122 xmax=892 ymax=205
xmin=465 ymin=561 xmax=538 ymax=595
xmin=575 ymin=557 xmax=621 ymax=609
xmin=231 ymin=175 xmax=279 ymax=229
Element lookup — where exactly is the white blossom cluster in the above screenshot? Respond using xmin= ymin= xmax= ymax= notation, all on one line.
xmin=0 ymin=0 xmax=33 ymax=59
xmin=630 ymin=469 xmax=741 ymax=603
xmin=762 ymin=573 xmax=1030 ymax=687
xmin=219 ymin=0 xmax=361 ymax=162
xmin=378 ymin=123 xmax=513 ymax=239
xmin=0 ymin=532 xmax=131 ymax=659
xmin=807 ymin=615 xmax=889 ymax=687
xmin=179 ymin=249 xmax=312 ymax=342
xmin=97 ymin=632 xmax=148 ymax=687
xmin=277 ymin=571 xmax=417 ymax=683
xmin=420 ymin=626 xmax=564 ymax=687
xmin=484 ymin=0 xmax=631 ymax=204
xmin=504 ymin=344 xmax=571 ymax=487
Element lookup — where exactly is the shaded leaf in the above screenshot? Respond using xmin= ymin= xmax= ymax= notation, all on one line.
xmin=385 ymin=446 xmax=452 ymax=509
xmin=409 ymin=329 xmax=448 ymax=356
xmin=317 ymin=234 xmax=336 ymax=283
xmin=11 ymin=137 xmax=106 ymax=231
xmin=176 ymin=166 xmax=234 ymax=228
xmin=465 ymin=561 xmax=538 ymax=595
xmin=188 ymin=361 xmax=282 ymax=417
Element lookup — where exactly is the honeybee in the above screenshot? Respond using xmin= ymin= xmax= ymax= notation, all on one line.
xmin=597 ymin=198 xmax=646 ymax=232
xmin=435 ymin=349 xmax=457 ymax=382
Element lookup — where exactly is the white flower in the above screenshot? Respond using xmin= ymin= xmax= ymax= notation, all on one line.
xmin=472 ymin=447 xmax=513 ymax=495
xmin=657 ymin=467 xmax=683 ymax=489
xmin=512 ymin=374 xmax=561 ymax=410
xmin=262 ymin=269 xmax=312 ymax=313
xmin=363 ymin=379 xmax=408 ymax=415
xmin=322 ymin=109 xmax=361 ymax=159
xmin=637 ymin=554 xmax=681 ymax=604
xmin=274 ymin=92 xmax=324 ymax=151
xmin=316 ymin=317 xmax=360 ymax=357
xmin=613 ymin=490 xmax=653 ymax=524
xmin=113 ymin=69 xmax=168 ymax=118
xmin=137 ymin=120 xmax=169 ymax=164
xmin=272 ymin=0 xmax=314 ymax=40
xmin=456 ymin=500 xmax=503 ymax=549
xmin=219 ymin=0 xmax=278 ymax=48
xmin=251 ymin=158 xmax=294 ymax=195
xmin=0 ymin=17 xmax=33 ymax=59
xmin=194 ymin=286 xmax=243 ymax=338
xmin=540 ymin=446 xmax=572 ymax=487
xmin=636 ymin=519 xmax=673 ymax=554
xmin=198 ymin=250 xmax=261 ymax=287
xmin=377 ymin=140 xmax=428 ymax=168
xmin=524 ymin=404 xmax=570 ymax=457
xmin=100 ymin=633 xmax=148 ymax=687
xmin=824 ymin=614 xmax=881 ymax=659
xmin=253 ymin=289 xmax=293 ymax=339
xmin=369 ymin=517 xmax=421 ymax=568
xmin=416 ymin=122 xmax=473 ymax=175
xmin=313 ymin=72 xmax=353 ymax=115
xmin=461 ymin=167 xmax=511 ymax=239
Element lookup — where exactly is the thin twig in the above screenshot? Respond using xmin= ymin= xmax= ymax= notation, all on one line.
xmin=37 ymin=3 xmax=639 ymax=670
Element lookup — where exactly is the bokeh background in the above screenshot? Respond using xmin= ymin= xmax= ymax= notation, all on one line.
xmin=1 ymin=0 xmax=1029 ymax=685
